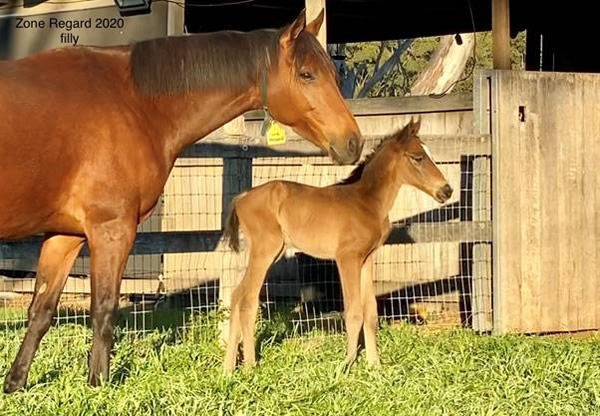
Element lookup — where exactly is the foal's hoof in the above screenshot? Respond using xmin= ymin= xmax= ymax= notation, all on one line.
xmin=367 ymin=358 xmax=381 ymax=368
xmin=334 ymin=357 xmax=356 ymax=378
xmin=343 ymin=355 xmax=357 ymax=371
xmin=3 ymin=373 xmax=26 ymax=394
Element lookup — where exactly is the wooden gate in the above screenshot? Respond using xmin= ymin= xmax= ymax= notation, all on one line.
xmin=475 ymin=70 xmax=600 ymax=334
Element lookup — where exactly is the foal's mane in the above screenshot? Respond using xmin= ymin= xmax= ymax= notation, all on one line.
xmin=130 ymin=28 xmax=336 ymax=97
xmin=337 ymin=123 xmax=412 ymax=186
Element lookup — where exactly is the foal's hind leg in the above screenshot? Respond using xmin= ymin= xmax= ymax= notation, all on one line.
xmin=336 ymin=253 xmax=363 ymax=371
xmin=4 ymin=234 xmax=84 ymax=393
xmin=361 ymin=253 xmax=380 ymax=366
xmin=225 ymin=235 xmax=283 ymax=372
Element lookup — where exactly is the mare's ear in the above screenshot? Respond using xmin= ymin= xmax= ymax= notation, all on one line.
xmin=305 ymin=9 xmax=325 ymax=36
xmin=280 ymin=9 xmax=306 ymax=48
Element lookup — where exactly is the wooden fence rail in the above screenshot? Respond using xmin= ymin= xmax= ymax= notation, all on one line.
xmin=0 ymin=221 xmax=491 ymax=261
xmin=182 ymin=134 xmax=490 ymax=162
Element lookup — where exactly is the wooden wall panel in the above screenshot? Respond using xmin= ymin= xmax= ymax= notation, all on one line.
xmin=485 ymin=70 xmax=600 ymax=333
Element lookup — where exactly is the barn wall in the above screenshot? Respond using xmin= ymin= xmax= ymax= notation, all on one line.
xmin=0 ymin=0 xmax=183 ymax=60
xmin=476 ymin=69 xmax=600 ymax=334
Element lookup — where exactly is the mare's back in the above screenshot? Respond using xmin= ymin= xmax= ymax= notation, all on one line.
xmin=0 ymin=46 xmax=130 ymax=110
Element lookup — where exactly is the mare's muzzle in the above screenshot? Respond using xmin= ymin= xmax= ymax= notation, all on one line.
xmin=329 ymin=134 xmax=363 ymax=165
xmin=435 ymin=184 xmax=453 ymax=203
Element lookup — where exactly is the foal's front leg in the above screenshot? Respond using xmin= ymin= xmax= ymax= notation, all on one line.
xmin=336 ymin=254 xmax=363 ymax=370
xmin=361 ymin=253 xmax=380 ymax=366
xmin=86 ymin=217 xmax=136 ymax=386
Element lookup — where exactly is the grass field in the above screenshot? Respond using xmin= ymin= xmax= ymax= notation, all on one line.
xmin=1 ymin=314 xmax=600 ymax=416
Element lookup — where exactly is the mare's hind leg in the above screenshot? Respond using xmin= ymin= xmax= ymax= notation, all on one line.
xmin=226 ymin=234 xmax=283 ymax=371
xmin=336 ymin=253 xmax=363 ymax=371
xmin=361 ymin=253 xmax=380 ymax=366
xmin=4 ymin=234 xmax=84 ymax=393
xmin=86 ymin=217 xmax=136 ymax=387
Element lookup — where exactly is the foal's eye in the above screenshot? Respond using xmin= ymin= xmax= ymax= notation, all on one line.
xmin=299 ymin=71 xmax=314 ymax=81
xmin=411 ymin=155 xmax=424 ymax=163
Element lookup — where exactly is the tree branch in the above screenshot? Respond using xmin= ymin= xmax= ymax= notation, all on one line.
xmin=357 ymin=39 xmax=413 ymax=98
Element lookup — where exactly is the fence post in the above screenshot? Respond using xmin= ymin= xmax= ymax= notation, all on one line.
xmin=218 ymin=157 xmax=252 ymax=344
xmin=306 ymin=0 xmax=326 ymax=48
xmin=471 ymin=156 xmax=493 ymax=332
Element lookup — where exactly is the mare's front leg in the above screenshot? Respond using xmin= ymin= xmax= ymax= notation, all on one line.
xmin=336 ymin=253 xmax=364 ymax=371
xmin=86 ymin=216 xmax=136 ymax=387
xmin=4 ymin=234 xmax=84 ymax=393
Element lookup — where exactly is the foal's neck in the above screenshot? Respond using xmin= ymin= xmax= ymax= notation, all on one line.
xmin=356 ymin=152 xmax=406 ymax=216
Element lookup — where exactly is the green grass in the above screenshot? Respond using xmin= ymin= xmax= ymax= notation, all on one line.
xmin=1 ymin=317 xmax=600 ymax=416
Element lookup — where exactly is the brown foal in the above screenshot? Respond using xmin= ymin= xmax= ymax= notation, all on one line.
xmin=223 ymin=118 xmax=453 ymax=372
xmin=0 ymin=9 xmax=362 ymax=393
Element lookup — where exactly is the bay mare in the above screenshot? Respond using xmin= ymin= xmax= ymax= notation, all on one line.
xmin=0 ymin=9 xmax=362 ymax=393
xmin=223 ymin=118 xmax=452 ymax=372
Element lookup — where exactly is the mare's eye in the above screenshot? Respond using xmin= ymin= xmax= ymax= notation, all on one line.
xmin=299 ymin=71 xmax=314 ymax=81
xmin=412 ymin=155 xmax=424 ymax=163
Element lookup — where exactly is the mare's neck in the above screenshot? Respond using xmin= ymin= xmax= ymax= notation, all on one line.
xmin=126 ymin=31 xmax=275 ymax=169
xmin=149 ymin=88 xmax=261 ymax=165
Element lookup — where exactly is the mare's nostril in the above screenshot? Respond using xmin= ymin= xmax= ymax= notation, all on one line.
xmin=348 ymin=137 xmax=358 ymax=155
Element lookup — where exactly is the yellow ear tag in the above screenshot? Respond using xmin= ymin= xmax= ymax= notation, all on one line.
xmin=266 ymin=121 xmax=286 ymax=146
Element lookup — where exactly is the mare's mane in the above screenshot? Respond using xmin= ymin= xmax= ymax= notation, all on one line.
xmin=130 ymin=29 xmax=336 ymax=97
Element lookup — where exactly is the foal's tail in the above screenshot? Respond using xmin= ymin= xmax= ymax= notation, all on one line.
xmin=223 ymin=196 xmax=242 ymax=253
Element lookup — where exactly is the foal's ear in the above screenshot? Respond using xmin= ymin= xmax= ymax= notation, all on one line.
xmin=396 ymin=117 xmax=422 ymax=142
xmin=280 ymin=8 xmax=307 ymax=47
xmin=408 ymin=116 xmax=422 ymax=136
xmin=305 ymin=9 xmax=325 ymax=36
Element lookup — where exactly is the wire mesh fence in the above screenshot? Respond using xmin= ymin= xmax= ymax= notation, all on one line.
xmin=0 ymin=129 xmax=492 ymax=342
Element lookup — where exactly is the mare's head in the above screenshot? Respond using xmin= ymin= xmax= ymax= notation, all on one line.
xmin=266 ymin=9 xmax=363 ymax=164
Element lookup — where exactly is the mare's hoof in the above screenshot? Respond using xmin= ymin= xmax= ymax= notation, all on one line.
xmin=3 ymin=373 xmax=26 ymax=394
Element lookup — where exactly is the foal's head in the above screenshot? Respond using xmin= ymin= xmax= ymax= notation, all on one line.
xmin=392 ymin=118 xmax=453 ymax=203
xmin=347 ymin=118 xmax=452 ymax=203
xmin=266 ymin=9 xmax=363 ymax=164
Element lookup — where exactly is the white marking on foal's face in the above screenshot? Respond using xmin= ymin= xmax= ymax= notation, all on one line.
xmin=422 ymin=144 xmax=437 ymax=167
